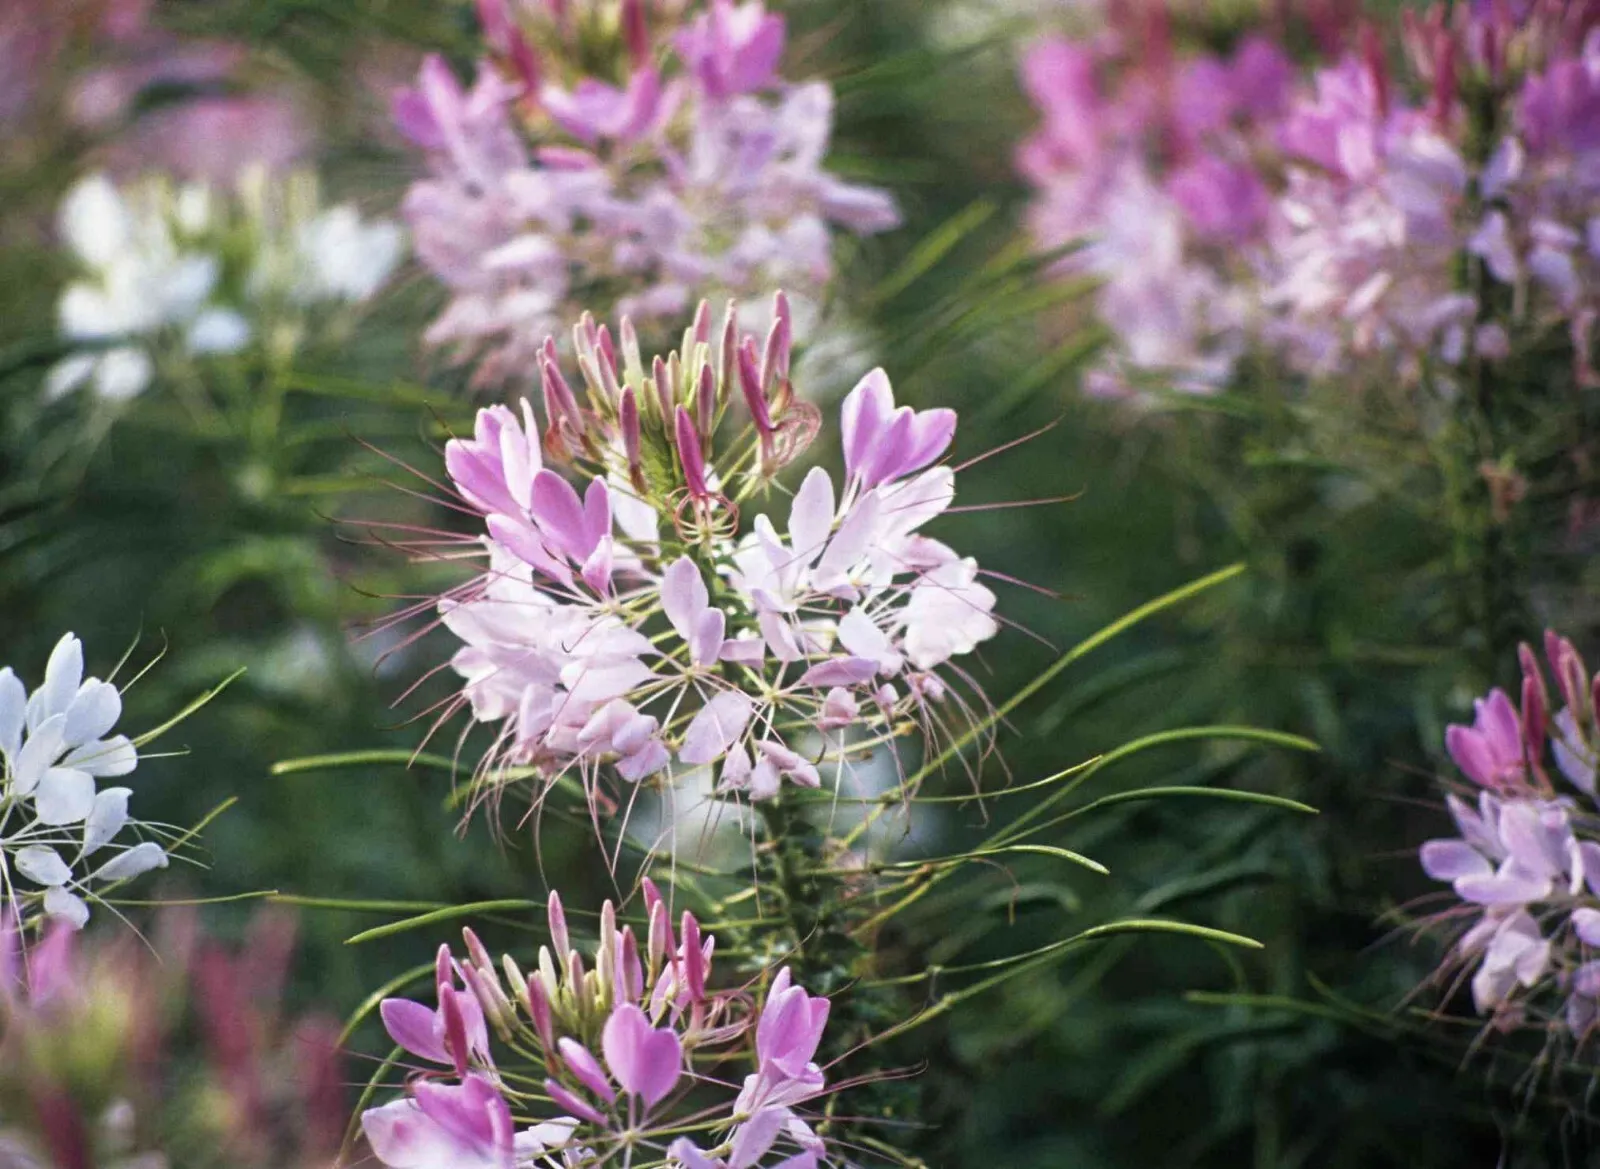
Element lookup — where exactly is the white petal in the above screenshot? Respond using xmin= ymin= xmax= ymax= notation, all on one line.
xmin=83 ymin=787 xmax=132 ymax=854
xmin=0 ymin=667 xmax=25 ymax=761
xmin=58 ymin=174 xmax=131 ymax=268
xmin=12 ymin=714 xmax=67 ymax=795
xmin=788 ymin=468 xmax=835 ymax=567
xmin=94 ymin=842 xmax=168 ymax=882
xmin=63 ymin=735 xmax=137 ymax=777
xmin=34 ymin=767 xmax=97 ymax=826
xmin=185 ymin=307 xmax=252 ymax=355
xmin=15 ymin=846 xmax=72 ymax=887
xmin=43 ymin=354 xmax=98 ymax=400
xmin=93 ymin=347 xmax=154 ymax=400
xmin=63 ymin=678 xmax=120 ymax=747
xmin=29 ymin=635 xmax=83 ymax=729
xmin=43 ymin=888 xmax=89 ymax=930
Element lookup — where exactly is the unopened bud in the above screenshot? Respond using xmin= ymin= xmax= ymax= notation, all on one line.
xmin=621 ymin=0 xmax=650 ymax=68
xmin=697 ymin=362 xmax=716 ymax=443
xmin=548 ymin=890 xmax=571 ymax=958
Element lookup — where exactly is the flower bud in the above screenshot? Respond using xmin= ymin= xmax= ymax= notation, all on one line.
xmin=620 ymin=317 xmax=645 ymax=386
xmin=622 ymin=0 xmax=650 ymax=69
xmin=675 ymin=407 xmax=711 ymax=498
xmin=679 ymin=911 xmax=705 ymax=1004
xmin=1522 ymin=674 xmax=1547 ymax=768
xmin=618 ymin=926 xmax=643 ymax=1004
xmin=548 ymin=890 xmax=571 ymax=959
xmin=718 ymin=299 xmax=739 ymax=387
xmin=620 ymin=387 xmax=644 ymax=491
xmin=647 ymin=900 xmax=670 ymax=982
xmin=439 ymin=983 xmax=472 ymax=1077
xmin=696 ymin=362 xmax=716 ymax=443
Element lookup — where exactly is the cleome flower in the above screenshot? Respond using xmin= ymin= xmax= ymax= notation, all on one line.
xmin=395 ymin=292 xmax=1002 ymax=821
xmin=394 ymin=0 xmax=899 ymax=388
xmin=1418 ymin=630 xmax=1600 ymax=1038
xmin=362 ymin=885 xmax=836 ymax=1168
xmin=46 ymin=167 xmax=403 ymax=402
xmin=0 ymin=633 xmax=167 ymax=929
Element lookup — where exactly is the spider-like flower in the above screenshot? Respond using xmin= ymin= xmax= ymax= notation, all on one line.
xmin=1419 ymin=631 xmax=1600 ymax=1037
xmin=362 ymin=886 xmax=834 ymax=1168
xmin=394 ymin=0 xmax=898 ymax=388
xmin=1016 ymin=8 xmax=1292 ymax=401
xmin=397 ymin=293 xmax=1000 ymax=820
xmin=46 ymin=167 xmax=403 ymax=401
xmin=1265 ymin=12 xmax=1600 ymax=385
xmin=0 ymin=633 xmax=167 ymax=929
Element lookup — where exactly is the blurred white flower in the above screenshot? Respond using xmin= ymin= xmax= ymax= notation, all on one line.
xmin=45 ymin=169 xmax=405 ymax=403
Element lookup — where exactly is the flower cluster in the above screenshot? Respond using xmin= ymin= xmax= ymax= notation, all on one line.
xmin=0 ymin=0 xmax=310 ymax=183
xmin=395 ymin=0 xmax=899 ymax=388
xmin=1420 ymin=631 xmax=1600 ymax=1037
xmin=1018 ymin=3 xmax=1600 ymax=398
xmin=0 ymin=909 xmax=347 ymax=1169
xmin=1016 ymin=7 xmax=1295 ymax=399
xmin=1 ymin=633 xmax=166 ymax=930
xmin=1266 ymin=8 xmax=1600 ymax=383
xmin=363 ymin=886 xmax=835 ymax=1168
xmin=411 ymin=294 xmax=999 ymax=815
xmin=46 ymin=167 xmax=403 ymax=402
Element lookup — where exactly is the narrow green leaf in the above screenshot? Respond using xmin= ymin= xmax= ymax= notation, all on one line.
xmin=345 ymin=900 xmax=544 ymax=945
xmin=132 ymin=668 xmax=246 ymax=747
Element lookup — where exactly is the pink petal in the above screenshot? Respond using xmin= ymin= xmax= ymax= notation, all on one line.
xmin=1419 ymin=840 xmax=1491 ymax=882
xmin=601 ymin=1002 xmax=682 ymax=1108
xmin=531 ymin=470 xmax=588 ymax=561
xmin=380 ymin=998 xmax=449 ymax=1064
xmin=661 ymin=557 xmax=710 ymax=642
xmin=840 ymin=369 xmax=893 ymax=485
xmin=680 ymin=692 xmax=753 ymax=764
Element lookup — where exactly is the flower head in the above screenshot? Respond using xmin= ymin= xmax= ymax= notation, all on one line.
xmin=398 ymin=296 xmax=999 ymax=823
xmin=395 ymin=1 xmax=897 ymax=387
xmin=363 ymin=890 xmax=840 ymax=1168
xmin=1418 ymin=630 xmax=1600 ymax=1038
xmin=0 ymin=633 xmax=165 ymax=929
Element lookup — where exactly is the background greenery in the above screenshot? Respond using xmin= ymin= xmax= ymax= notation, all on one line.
xmin=2 ymin=1 xmax=1589 ymax=1165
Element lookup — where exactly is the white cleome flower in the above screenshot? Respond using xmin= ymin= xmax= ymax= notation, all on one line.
xmin=0 ymin=633 xmax=167 ymax=929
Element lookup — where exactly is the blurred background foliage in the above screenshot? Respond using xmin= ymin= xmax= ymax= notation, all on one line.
xmin=1 ymin=0 xmax=1590 ymax=1166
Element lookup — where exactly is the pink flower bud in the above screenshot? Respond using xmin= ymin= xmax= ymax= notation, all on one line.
xmin=691 ymin=299 xmax=712 ymax=346
xmin=648 ymin=900 xmax=670 ymax=981
xmin=620 ymin=387 xmax=644 ymax=487
xmin=679 ymin=911 xmax=705 ymax=1003
xmin=1523 ymin=673 xmax=1548 ymax=763
xmin=718 ymin=299 xmax=739 ymax=387
xmin=696 ymin=362 xmax=716 ymax=443
xmin=761 ymin=294 xmax=791 ymax=391
xmin=548 ymin=890 xmax=570 ymax=959
xmin=675 ymin=407 xmax=711 ymax=498
xmin=440 ymin=984 xmax=472 ymax=1077
xmin=525 ymin=974 xmax=555 ymax=1054
xmin=739 ymin=340 xmax=773 ymax=438
xmin=622 ymin=0 xmax=651 ymax=68
xmin=618 ymin=926 xmax=644 ymax=1004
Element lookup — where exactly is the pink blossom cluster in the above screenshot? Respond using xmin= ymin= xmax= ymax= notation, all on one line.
xmin=1266 ymin=7 xmax=1600 ymax=384
xmin=1419 ymin=631 xmax=1600 ymax=1037
xmin=407 ymin=294 xmax=999 ymax=813
xmin=1016 ymin=6 xmax=1295 ymax=399
xmin=396 ymin=0 xmax=899 ymax=389
xmin=1017 ymin=3 xmax=1600 ymax=399
xmin=0 ymin=910 xmax=346 ymax=1168
xmin=1 ymin=0 xmax=310 ymax=182
xmin=363 ymin=886 xmax=835 ymax=1168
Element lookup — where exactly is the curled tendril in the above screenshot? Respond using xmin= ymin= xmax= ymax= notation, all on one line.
xmin=671 ymin=489 xmax=740 ymax=546
xmin=767 ymin=400 xmax=822 ymax=474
